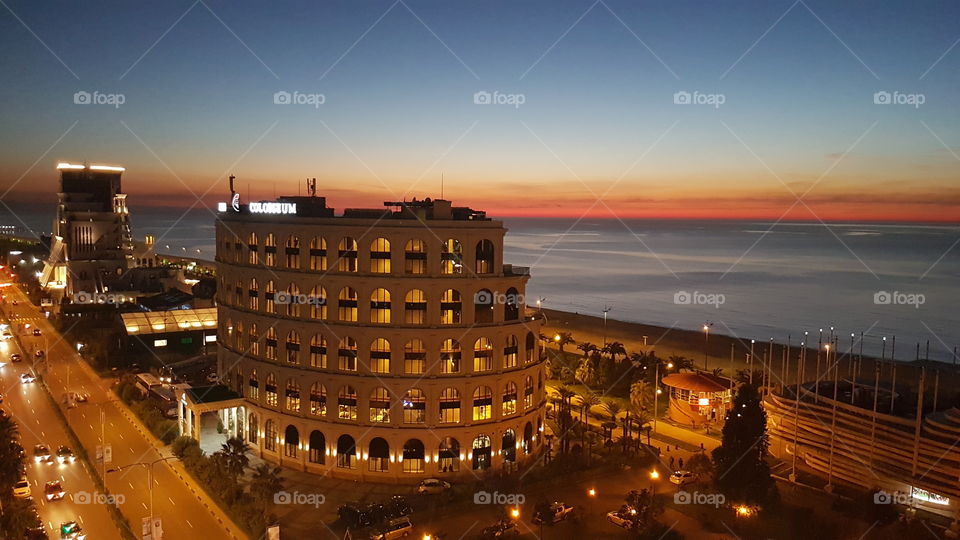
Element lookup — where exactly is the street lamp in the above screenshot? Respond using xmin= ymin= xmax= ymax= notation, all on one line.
xmin=587 ymin=487 xmax=596 ymax=515
xmin=703 ymin=323 xmax=712 ymax=370
xmin=653 ymin=362 xmax=671 ymax=434
xmin=510 ymin=507 xmax=520 ymax=519
xmin=107 ymin=456 xmax=178 ymax=536
xmin=650 ymin=469 xmax=660 ymax=495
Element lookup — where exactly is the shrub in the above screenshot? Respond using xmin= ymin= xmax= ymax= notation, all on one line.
xmin=171 ymin=436 xmax=197 ymax=458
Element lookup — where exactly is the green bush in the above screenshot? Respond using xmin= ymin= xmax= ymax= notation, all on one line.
xmin=171 ymin=436 xmax=198 ymax=458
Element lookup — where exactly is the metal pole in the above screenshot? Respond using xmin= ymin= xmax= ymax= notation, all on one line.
xmin=826 ymin=341 xmax=838 ymax=492
xmin=653 ymin=362 xmax=659 ymax=435
xmin=749 ymin=340 xmax=755 ymax=385
xmin=790 ymin=340 xmax=803 ymax=483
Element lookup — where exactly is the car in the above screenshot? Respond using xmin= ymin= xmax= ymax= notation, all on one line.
xmin=417 ymin=478 xmax=451 ymax=495
xmin=59 ymin=521 xmax=85 ymax=540
xmin=44 ymin=481 xmax=65 ymax=501
xmin=369 ymin=516 xmax=413 ymax=540
xmin=11 ymin=300 xmax=17 ymax=306
xmin=2 ymin=331 xmax=12 ymax=340
xmin=205 ymin=372 xmax=219 ymax=384
xmin=10 ymin=353 xmax=21 ymax=362
xmin=606 ymin=506 xmax=638 ymax=529
xmin=56 ymin=446 xmax=76 ymax=464
xmin=481 ymin=520 xmax=520 ymax=538
xmin=34 ymin=444 xmax=52 ymax=464
xmin=35 ymin=350 xmax=44 ymax=359
xmin=669 ymin=470 xmax=697 ymax=486
xmin=20 ymin=372 xmax=36 ymax=384
xmin=32 ymin=328 xmax=41 ymax=336
xmin=74 ymin=392 xmax=88 ymax=403
xmin=13 ymin=479 xmax=31 ymax=498
xmin=533 ymin=502 xmax=575 ymax=525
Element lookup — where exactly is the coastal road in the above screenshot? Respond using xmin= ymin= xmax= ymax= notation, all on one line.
xmin=0 ymin=280 xmax=245 ymax=540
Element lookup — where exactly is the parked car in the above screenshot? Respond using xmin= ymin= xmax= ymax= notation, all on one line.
xmin=35 ymin=350 xmax=44 ymax=359
xmin=533 ymin=502 xmax=575 ymax=525
xmin=385 ymin=496 xmax=412 ymax=519
xmin=2 ymin=330 xmax=13 ymax=340
xmin=32 ymin=328 xmax=41 ymax=336
xmin=369 ymin=516 xmax=413 ymax=540
xmin=417 ymin=478 xmax=451 ymax=495
xmin=10 ymin=353 xmax=21 ymax=362
xmin=44 ymin=481 xmax=65 ymax=501
xmin=669 ymin=470 xmax=697 ymax=486
xmin=481 ymin=520 xmax=520 ymax=538
xmin=56 ymin=446 xmax=76 ymax=464
xmin=13 ymin=479 xmax=31 ymax=498
xmin=20 ymin=372 xmax=36 ymax=384
xmin=606 ymin=506 xmax=638 ymax=529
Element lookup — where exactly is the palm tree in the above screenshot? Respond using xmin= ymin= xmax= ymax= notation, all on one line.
xmin=249 ymin=463 xmax=283 ymax=508
xmin=0 ymin=413 xmax=23 ymax=487
xmin=630 ymin=379 xmax=653 ymax=412
xmin=605 ymin=341 xmax=627 ymax=362
xmin=580 ymin=393 xmax=602 ymax=424
xmin=712 ymin=367 xmax=725 ymax=377
xmin=218 ymin=436 xmax=250 ymax=482
xmin=577 ymin=341 xmax=598 ymax=359
xmin=556 ymin=386 xmax=577 ymax=454
xmin=630 ymin=406 xmax=653 ymax=445
xmin=603 ymin=400 xmax=622 ymax=424
xmin=554 ymin=332 xmax=575 ymax=353
xmin=575 ymin=359 xmax=595 ymax=387
xmin=669 ymin=355 xmax=695 ymax=372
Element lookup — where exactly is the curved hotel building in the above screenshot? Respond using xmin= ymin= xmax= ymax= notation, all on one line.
xmin=215 ymin=194 xmax=545 ymax=481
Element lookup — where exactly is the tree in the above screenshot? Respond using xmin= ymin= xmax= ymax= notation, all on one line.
xmin=556 ymin=386 xmax=577 ymax=453
xmin=686 ymin=452 xmax=714 ymax=484
xmin=249 ymin=463 xmax=283 ymax=509
xmin=0 ymin=412 xmax=24 ymax=487
xmin=579 ymin=393 xmax=602 ymax=424
xmin=577 ymin=341 xmax=598 ymax=359
xmin=669 ymin=355 xmax=695 ymax=372
xmin=218 ymin=436 xmax=250 ymax=482
xmin=630 ymin=380 xmax=653 ymax=412
xmin=605 ymin=341 xmax=627 ymax=362
xmin=602 ymin=400 xmax=622 ymax=432
xmin=0 ymin=495 xmax=40 ymax=536
xmin=575 ymin=359 xmax=595 ymax=386
xmin=711 ymin=384 xmax=777 ymax=505
xmin=554 ymin=332 xmax=575 ymax=353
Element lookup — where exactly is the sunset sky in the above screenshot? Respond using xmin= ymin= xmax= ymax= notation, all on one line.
xmin=1 ymin=0 xmax=958 ymax=221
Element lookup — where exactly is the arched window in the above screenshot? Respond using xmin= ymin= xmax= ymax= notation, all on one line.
xmin=338 ymin=287 xmax=358 ymax=321
xmin=265 ymin=327 xmax=278 ymax=361
xmin=403 ymin=388 xmax=426 ymax=424
xmin=285 ymin=330 xmax=300 ymax=364
xmin=369 ymin=387 xmax=391 ymax=424
xmin=265 ymin=280 xmax=276 ymax=314
xmin=338 ymin=337 xmax=357 ymax=371
xmin=309 ymin=430 xmax=325 ymax=464
xmin=248 ymin=323 xmax=259 ymax=356
xmin=524 ymin=376 xmax=534 ymax=410
xmin=504 ymin=287 xmax=521 ymax=321
xmin=338 ymin=386 xmax=357 ymax=420
xmin=234 ymin=279 xmax=243 ymax=306
xmin=309 ymin=334 xmax=327 ymax=369
xmin=309 ymin=236 xmax=327 ymax=271
xmin=472 ymin=435 xmax=491 ymax=470
xmin=285 ymin=283 xmax=301 ymax=317
xmin=503 ymin=336 xmax=518 ymax=368
xmin=474 ymin=288 xmax=494 ymax=323
xmin=248 ymin=413 xmax=258 ymax=444
xmin=402 ymin=439 xmax=425 ymax=473
xmin=440 ymin=289 xmax=461 ymax=324
xmin=247 ymin=370 xmax=259 ymax=400
xmin=523 ymin=423 xmax=534 ymax=454
xmin=439 ymin=437 xmax=460 ymax=472
xmin=403 ymin=339 xmax=426 ymax=374
xmin=369 ymin=338 xmax=391 ymax=374
xmin=501 ymin=429 xmax=516 ymax=463
xmin=368 ymin=437 xmax=390 ymax=472
xmin=264 ymin=420 xmax=277 ymax=451
xmin=370 ymin=237 xmax=391 ymax=273
xmin=309 ymin=286 xmax=327 ymax=320
xmin=285 ymin=235 xmax=300 ymax=269
xmin=336 ymin=434 xmax=356 ymax=468
xmin=284 ymin=425 xmax=299 ymax=457
xmin=525 ymin=332 xmax=536 ymax=364
xmin=264 ymin=233 xmax=277 ymax=267
xmin=502 ymin=382 xmax=518 ymax=416
xmin=440 ymin=339 xmax=461 ymax=374
xmin=310 ymin=383 xmax=327 ymax=416
xmin=404 ymin=289 xmax=426 ymax=324
xmin=441 ymin=238 xmax=462 ymax=274
xmin=439 ymin=388 xmax=460 ymax=424
xmin=475 ymin=239 xmax=494 ymax=274
xmin=247 ymin=278 xmax=259 ymax=310
xmin=337 ymin=237 xmax=357 ymax=272
xmin=370 ymin=288 xmax=391 ymax=323
xmin=234 ymin=321 xmax=243 ymax=351
xmin=285 ymin=379 xmax=300 ymax=411
xmin=265 ymin=373 xmax=278 ymax=406
xmin=472 ymin=386 xmax=492 ymax=421
xmin=473 ymin=337 xmax=493 ymax=373
xmin=404 ymin=239 xmax=427 ymax=274
xmin=247 ymin=232 xmax=258 ymax=264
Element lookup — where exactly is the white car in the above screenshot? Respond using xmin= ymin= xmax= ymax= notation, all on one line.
xmin=13 ymin=479 xmax=31 ymax=498
xmin=417 ymin=478 xmax=451 ymax=495
xmin=606 ymin=508 xmax=637 ymax=529
xmin=533 ymin=502 xmax=575 ymax=524
xmin=669 ymin=470 xmax=697 ymax=486
xmin=20 ymin=372 xmax=36 ymax=384
xmin=369 ymin=516 xmax=413 ymax=540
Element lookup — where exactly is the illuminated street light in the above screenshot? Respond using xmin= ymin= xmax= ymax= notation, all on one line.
xmin=588 ymin=488 xmax=596 ymax=497
xmin=649 ymin=469 xmax=659 ymax=480
xmin=553 ymin=334 xmax=560 ymax=342
xmin=510 ymin=507 xmax=520 ymax=519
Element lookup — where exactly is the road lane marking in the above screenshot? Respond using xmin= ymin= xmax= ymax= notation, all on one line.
xmin=168 ymin=496 xmax=175 ymax=505
xmin=141 ymin=502 xmax=148 ymax=511
xmin=186 ymin=519 xmax=193 ymax=528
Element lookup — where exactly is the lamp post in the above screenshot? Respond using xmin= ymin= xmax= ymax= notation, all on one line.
xmin=702 ymin=324 xmax=711 ymax=371
xmin=650 ymin=469 xmax=660 ymax=496
xmin=587 ymin=487 xmax=596 ymax=515
xmin=653 ymin=362 xmax=672 ymax=434
xmin=108 ymin=456 xmax=178 ymax=535
xmin=92 ymin=399 xmax=122 ymax=481
xmin=749 ymin=340 xmax=755 ymax=384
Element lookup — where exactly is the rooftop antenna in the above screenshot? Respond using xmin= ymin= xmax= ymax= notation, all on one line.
xmin=308 ymin=178 xmax=317 ymax=197
xmin=228 ymin=175 xmax=235 ymax=196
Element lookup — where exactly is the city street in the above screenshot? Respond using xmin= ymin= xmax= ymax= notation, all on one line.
xmin=1 ymin=279 xmax=245 ymax=540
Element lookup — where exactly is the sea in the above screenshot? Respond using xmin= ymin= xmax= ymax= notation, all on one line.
xmin=3 ymin=203 xmax=958 ymax=362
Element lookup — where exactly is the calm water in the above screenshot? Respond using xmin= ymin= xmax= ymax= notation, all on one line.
xmin=3 ymin=204 xmax=958 ymax=361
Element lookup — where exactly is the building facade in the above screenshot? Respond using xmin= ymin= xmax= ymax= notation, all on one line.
xmin=215 ymin=196 xmax=545 ymax=482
